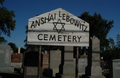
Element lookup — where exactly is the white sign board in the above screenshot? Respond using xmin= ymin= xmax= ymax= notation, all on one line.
xmin=27 ymin=8 xmax=89 ymax=46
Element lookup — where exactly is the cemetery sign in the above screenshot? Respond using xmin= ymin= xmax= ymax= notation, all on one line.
xmin=27 ymin=8 xmax=89 ymax=46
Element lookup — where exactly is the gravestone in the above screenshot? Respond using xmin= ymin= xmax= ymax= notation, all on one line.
xmin=62 ymin=46 xmax=77 ymax=78
xmin=78 ymin=58 xmax=87 ymax=75
xmin=24 ymin=51 xmax=39 ymax=78
xmin=42 ymin=52 xmax=49 ymax=69
xmin=11 ymin=53 xmax=21 ymax=63
xmin=11 ymin=53 xmax=22 ymax=68
xmin=0 ymin=44 xmax=14 ymax=73
xmin=90 ymin=36 xmax=105 ymax=78
xmin=110 ymin=59 xmax=120 ymax=78
xmin=50 ymin=49 xmax=61 ymax=76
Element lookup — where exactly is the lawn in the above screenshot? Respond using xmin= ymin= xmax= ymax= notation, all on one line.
xmin=0 ymin=73 xmax=23 ymax=78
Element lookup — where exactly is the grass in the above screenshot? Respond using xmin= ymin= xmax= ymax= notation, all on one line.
xmin=0 ymin=67 xmax=82 ymax=78
xmin=43 ymin=76 xmax=56 ymax=78
xmin=0 ymin=68 xmax=23 ymax=78
xmin=0 ymin=73 xmax=82 ymax=78
xmin=0 ymin=73 xmax=23 ymax=78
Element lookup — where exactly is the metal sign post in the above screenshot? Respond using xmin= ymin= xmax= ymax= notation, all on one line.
xmin=75 ymin=47 xmax=79 ymax=78
xmin=38 ymin=46 xmax=42 ymax=78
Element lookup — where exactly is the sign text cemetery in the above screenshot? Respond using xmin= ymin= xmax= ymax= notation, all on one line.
xmin=27 ymin=8 xmax=89 ymax=46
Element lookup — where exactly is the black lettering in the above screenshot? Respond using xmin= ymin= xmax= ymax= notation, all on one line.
xmin=30 ymin=21 xmax=35 ymax=28
xmin=62 ymin=14 xmax=66 ymax=20
xmin=73 ymin=36 xmax=77 ymax=42
xmin=45 ymin=17 xmax=50 ymax=23
xmin=70 ymin=18 xmax=75 ymax=24
xmin=74 ymin=20 xmax=80 ymax=27
xmin=44 ymin=34 xmax=48 ymax=41
xmin=59 ymin=11 xmax=62 ymax=17
xmin=41 ymin=17 xmax=44 ymax=24
xmin=63 ymin=35 xmax=67 ymax=42
xmin=49 ymin=35 xmax=56 ymax=41
xmin=82 ymin=24 xmax=84 ymax=31
xmin=68 ymin=35 xmax=71 ymax=42
xmin=35 ymin=20 xmax=40 ymax=26
xmin=84 ymin=26 xmax=87 ymax=31
xmin=77 ymin=36 xmax=82 ymax=42
xmin=49 ymin=14 xmax=54 ymax=21
xmin=38 ymin=34 xmax=43 ymax=40
xmin=66 ymin=15 xmax=70 ymax=22
xmin=58 ymin=35 xmax=62 ymax=41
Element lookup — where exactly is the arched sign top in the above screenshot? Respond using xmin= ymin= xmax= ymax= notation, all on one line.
xmin=27 ymin=8 xmax=89 ymax=46
xmin=28 ymin=8 xmax=89 ymax=32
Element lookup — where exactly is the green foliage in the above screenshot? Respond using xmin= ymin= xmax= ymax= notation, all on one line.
xmin=102 ymin=47 xmax=120 ymax=60
xmin=116 ymin=34 xmax=120 ymax=48
xmin=8 ymin=42 xmax=17 ymax=52
xmin=0 ymin=36 xmax=7 ymax=43
xmin=0 ymin=0 xmax=5 ymax=5
xmin=102 ymin=34 xmax=120 ymax=60
xmin=109 ymin=37 xmax=115 ymax=47
xmin=79 ymin=12 xmax=114 ymax=51
xmin=0 ymin=0 xmax=16 ymax=43
xmin=0 ymin=6 xmax=16 ymax=37
xmin=105 ymin=37 xmax=115 ymax=50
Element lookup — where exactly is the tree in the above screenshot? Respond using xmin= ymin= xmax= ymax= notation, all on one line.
xmin=0 ymin=0 xmax=16 ymax=43
xmin=0 ymin=0 xmax=4 ymax=5
xmin=24 ymin=25 xmax=28 ymax=48
xmin=0 ymin=37 xmax=7 ymax=43
xmin=79 ymin=12 xmax=114 ymax=51
xmin=8 ymin=42 xmax=17 ymax=52
xmin=116 ymin=34 xmax=120 ymax=48
xmin=102 ymin=34 xmax=120 ymax=60
xmin=108 ymin=37 xmax=115 ymax=49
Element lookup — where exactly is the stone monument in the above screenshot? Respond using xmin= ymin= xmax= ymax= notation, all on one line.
xmin=62 ymin=46 xmax=77 ymax=78
xmin=50 ymin=49 xmax=61 ymax=76
xmin=90 ymin=36 xmax=105 ymax=78
xmin=109 ymin=59 xmax=120 ymax=78
xmin=0 ymin=44 xmax=14 ymax=73
xmin=42 ymin=51 xmax=49 ymax=70
xmin=78 ymin=57 xmax=87 ymax=76
xmin=11 ymin=53 xmax=22 ymax=68
xmin=23 ymin=51 xmax=39 ymax=78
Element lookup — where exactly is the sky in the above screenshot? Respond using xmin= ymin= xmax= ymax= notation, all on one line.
xmin=1 ymin=0 xmax=120 ymax=48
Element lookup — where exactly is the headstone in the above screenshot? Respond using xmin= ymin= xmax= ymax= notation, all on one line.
xmin=90 ymin=36 xmax=105 ymax=78
xmin=0 ymin=44 xmax=14 ymax=73
xmin=50 ymin=49 xmax=61 ymax=76
xmin=62 ymin=46 xmax=77 ymax=78
xmin=78 ymin=58 xmax=87 ymax=75
xmin=24 ymin=66 xmax=38 ymax=78
xmin=24 ymin=51 xmax=39 ymax=78
xmin=42 ymin=52 xmax=49 ymax=69
xmin=11 ymin=53 xmax=22 ymax=63
xmin=11 ymin=53 xmax=22 ymax=68
xmin=110 ymin=59 xmax=120 ymax=78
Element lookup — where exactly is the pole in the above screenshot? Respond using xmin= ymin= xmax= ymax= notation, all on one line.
xmin=38 ymin=46 xmax=41 ymax=78
xmin=75 ymin=47 xmax=79 ymax=78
